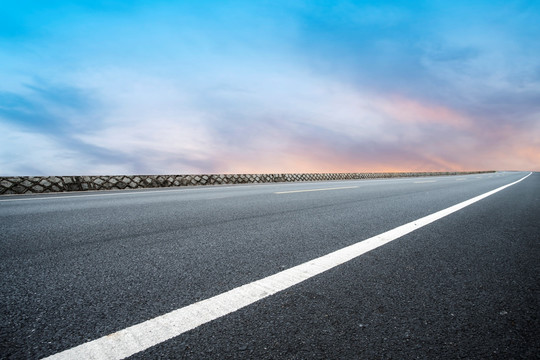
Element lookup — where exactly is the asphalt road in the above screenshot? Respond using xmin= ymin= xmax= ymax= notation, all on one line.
xmin=1 ymin=171 xmax=538 ymax=359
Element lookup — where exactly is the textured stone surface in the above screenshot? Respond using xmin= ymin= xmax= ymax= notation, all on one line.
xmin=0 ymin=171 xmax=494 ymax=195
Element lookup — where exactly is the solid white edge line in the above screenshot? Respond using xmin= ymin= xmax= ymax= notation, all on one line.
xmin=0 ymin=186 xmax=236 ymax=202
xmin=0 ymin=179 xmax=407 ymax=202
xmin=275 ymin=186 xmax=358 ymax=194
xmin=0 ymin=172 xmax=503 ymax=202
xmin=43 ymin=172 xmax=532 ymax=360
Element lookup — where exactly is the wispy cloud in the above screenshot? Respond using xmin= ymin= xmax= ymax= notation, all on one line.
xmin=1 ymin=1 xmax=539 ymax=175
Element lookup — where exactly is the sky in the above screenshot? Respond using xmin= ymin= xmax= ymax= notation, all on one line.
xmin=1 ymin=0 xmax=539 ymax=175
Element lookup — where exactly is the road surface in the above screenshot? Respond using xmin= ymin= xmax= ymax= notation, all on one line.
xmin=1 ymin=171 xmax=538 ymax=359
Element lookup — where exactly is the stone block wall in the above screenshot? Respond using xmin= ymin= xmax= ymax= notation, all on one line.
xmin=0 ymin=171 xmax=494 ymax=195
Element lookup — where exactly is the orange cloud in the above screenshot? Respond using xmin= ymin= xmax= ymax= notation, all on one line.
xmin=376 ymin=95 xmax=471 ymax=129
xmin=205 ymin=90 xmax=538 ymax=174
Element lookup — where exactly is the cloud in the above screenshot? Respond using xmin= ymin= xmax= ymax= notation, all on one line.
xmin=0 ymin=121 xmax=132 ymax=176
xmin=0 ymin=82 xmax=97 ymax=133
xmin=0 ymin=81 xmax=140 ymax=175
xmin=0 ymin=1 xmax=539 ymax=175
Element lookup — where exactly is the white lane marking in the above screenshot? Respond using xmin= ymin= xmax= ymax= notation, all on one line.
xmin=0 ymin=187 xmax=221 ymax=202
xmin=275 ymin=186 xmax=358 ymax=194
xmin=0 ymin=183 xmax=283 ymax=203
xmin=0 ymin=180 xmax=410 ymax=202
xmin=43 ymin=172 xmax=532 ymax=360
xmin=0 ymin=173 xmax=497 ymax=202
xmin=455 ymin=178 xmax=467 ymax=181
xmin=413 ymin=180 xmax=436 ymax=184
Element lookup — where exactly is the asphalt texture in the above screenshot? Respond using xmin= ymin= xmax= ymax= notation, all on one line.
xmin=0 ymin=172 xmax=538 ymax=359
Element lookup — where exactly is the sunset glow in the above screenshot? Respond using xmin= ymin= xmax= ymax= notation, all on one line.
xmin=1 ymin=1 xmax=539 ymax=175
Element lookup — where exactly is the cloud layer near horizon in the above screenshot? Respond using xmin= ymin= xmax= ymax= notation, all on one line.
xmin=1 ymin=1 xmax=539 ymax=175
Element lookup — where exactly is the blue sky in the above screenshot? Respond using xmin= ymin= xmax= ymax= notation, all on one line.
xmin=1 ymin=0 xmax=539 ymax=175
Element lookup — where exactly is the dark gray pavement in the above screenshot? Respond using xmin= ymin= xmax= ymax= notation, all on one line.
xmin=1 ymin=172 xmax=538 ymax=359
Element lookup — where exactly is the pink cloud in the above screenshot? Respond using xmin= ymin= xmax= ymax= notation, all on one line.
xmin=376 ymin=95 xmax=471 ymax=129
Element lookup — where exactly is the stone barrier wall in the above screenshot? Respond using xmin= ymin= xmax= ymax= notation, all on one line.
xmin=0 ymin=171 xmax=494 ymax=195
